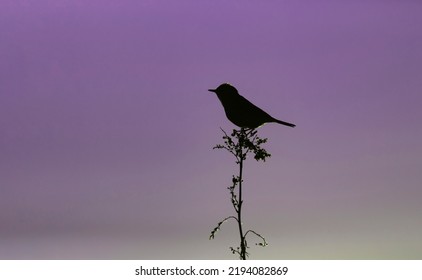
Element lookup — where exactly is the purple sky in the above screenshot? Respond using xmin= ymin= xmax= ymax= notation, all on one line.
xmin=1 ymin=1 xmax=422 ymax=259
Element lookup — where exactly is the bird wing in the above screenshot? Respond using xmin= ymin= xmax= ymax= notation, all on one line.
xmin=237 ymin=95 xmax=274 ymax=119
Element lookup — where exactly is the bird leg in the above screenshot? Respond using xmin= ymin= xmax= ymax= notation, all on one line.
xmin=244 ymin=128 xmax=256 ymax=137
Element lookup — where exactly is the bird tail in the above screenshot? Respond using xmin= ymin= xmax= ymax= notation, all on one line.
xmin=274 ymin=119 xmax=296 ymax=127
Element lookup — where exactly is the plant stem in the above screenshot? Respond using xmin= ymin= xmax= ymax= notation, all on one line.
xmin=211 ymin=128 xmax=270 ymax=259
xmin=237 ymin=130 xmax=246 ymax=260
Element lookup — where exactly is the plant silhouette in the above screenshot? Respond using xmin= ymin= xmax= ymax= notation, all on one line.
xmin=210 ymin=128 xmax=270 ymax=260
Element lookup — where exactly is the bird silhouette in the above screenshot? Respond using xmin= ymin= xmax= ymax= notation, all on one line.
xmin=209 ymin=83 xmax=296 ymax=129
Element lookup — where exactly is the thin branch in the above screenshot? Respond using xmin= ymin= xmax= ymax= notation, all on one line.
xmin=244 ymin=230 xmax=269 ymax=247
xmin=209 ymin=216 xmax=238 ymax=240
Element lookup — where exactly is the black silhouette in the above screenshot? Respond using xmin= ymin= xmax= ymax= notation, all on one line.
xmin=209 ymin=83 xmax=296 ymax=129
xmin=210 ymin=128 xmax=269 ymax=260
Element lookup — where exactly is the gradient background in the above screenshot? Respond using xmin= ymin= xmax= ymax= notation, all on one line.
xmin=1 ymin=1 xmax=422 ymax=259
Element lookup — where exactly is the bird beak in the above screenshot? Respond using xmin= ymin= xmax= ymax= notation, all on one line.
xmin=208 ymin=89 xmax=216 ymax=93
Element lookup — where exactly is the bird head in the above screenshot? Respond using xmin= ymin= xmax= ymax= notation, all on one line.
xmin=208 ymin=83 xmax=238 ymax=96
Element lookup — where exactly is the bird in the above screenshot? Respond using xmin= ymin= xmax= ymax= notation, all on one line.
xmin=208 ymin=83 xmax=296 ymax=129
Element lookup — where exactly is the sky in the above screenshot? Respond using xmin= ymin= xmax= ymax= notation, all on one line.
xmin=1 ymin=0 xmax=422 ymax=259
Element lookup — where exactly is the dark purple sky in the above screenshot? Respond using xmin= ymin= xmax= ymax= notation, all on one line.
xmin=1 ymin=1 xmax=422 ymax=259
